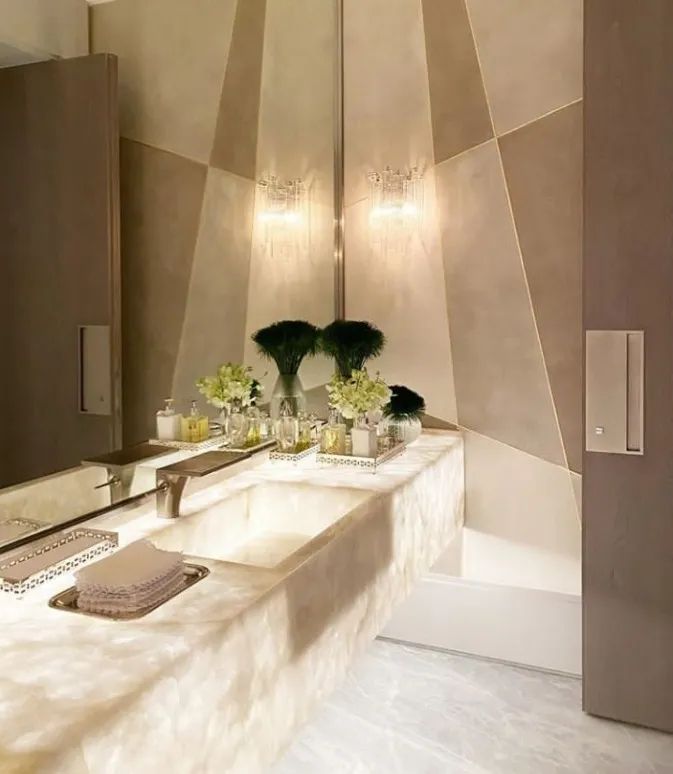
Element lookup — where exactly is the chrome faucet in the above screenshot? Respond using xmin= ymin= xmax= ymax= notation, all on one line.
xmin=155 ymin=450 xmax=251 ymax=518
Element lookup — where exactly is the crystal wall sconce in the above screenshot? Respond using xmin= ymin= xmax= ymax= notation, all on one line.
xmin=367 ymin=166 xmax=424 ymax=255
xmin=257 ymin=176 xmax=308 ymax=257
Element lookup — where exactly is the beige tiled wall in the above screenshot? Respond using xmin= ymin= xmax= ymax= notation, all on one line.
xmin=242 ymin=0 xmax=336 ymax=398
xmin=0 ymin=0 xmax=88 ymax=60
xmin=344 ymin=0 xmax=457 ymax=422
xmin=92 ymin=0 xmax=583 ymax=591
xmin=92 ymin=0 xmax=335 ymax=442
xmin=345 ymin=0 xmax=583 ymax=591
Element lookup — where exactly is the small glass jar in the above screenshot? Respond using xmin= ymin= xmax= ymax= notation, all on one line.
xmin=296 ymin=412 xmax=312 ymax=451
xmin=259 ymin=410 xmax=273 ymax=440
xmin=245 ymin=406 xmax=261 ymax=447
xmin=308 ymin=412 xmax=320 ymax=443
xmin=218 ymin=404 xmax=231 ymax=437
xmin=277 ymin=409 xmax=298 ymax=452
xmin=228 ymin=403 xmax=248 ymax=447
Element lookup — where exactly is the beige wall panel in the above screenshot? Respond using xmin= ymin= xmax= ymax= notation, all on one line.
xmin=421 ymin=0 xmax=493 ymax=164
xmin=500 ymin=102 xmax=583 ymax=473
xmin=436 ymin=140 xmax=565 ymax=465
xmin=0 ymin=0 xmax=88 ymax=59
xmin=120 ymin=140 xmax=206 ymax=444
xmin=344 ymin=178 xmax=458 ymax=424
xmin=172 ymin=168 xmax=255 ymax=406
xmin=242 ymin=193 xmax=335 ymax=398
xmin=433 ymin=430 xmax=580 ymax=594
xmin=243 ymin=0 xmax=336 ymax=397
xmin=91 ymin=0 xmax=237 ymax=162
xmin=342 ymin=0 xmax=455 ymax=421
xmin=466 ymin=0 xmax=583 ymax=134
xmin=255 ymin=0 xmax=335 ymax=181
xmin=570 ymin=471 xmax=581 ymax=521
xmin=344 ymin=0 xmax=435 ymax=205
xmin=210 ymin=0 xmax=266 ymax=180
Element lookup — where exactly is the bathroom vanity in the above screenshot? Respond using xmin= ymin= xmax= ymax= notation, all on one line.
xmin=0 ymin=431 xmax=463 ymax=773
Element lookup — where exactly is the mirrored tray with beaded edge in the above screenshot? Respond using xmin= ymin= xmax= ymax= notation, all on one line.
xmin=48 ymin=562 xmax=210 ymax=620
xmin=316 ymin=438 xmax=406 ymax=471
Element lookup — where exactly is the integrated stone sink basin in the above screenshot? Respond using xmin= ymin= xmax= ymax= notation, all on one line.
xmin=150 ymin=481 xmax=371 ymax=570
xmin=0 ymin=432 xmax=464 ymax=773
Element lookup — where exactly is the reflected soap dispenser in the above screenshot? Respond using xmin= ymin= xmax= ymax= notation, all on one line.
xmin=156 ymin=398 xmax=182 ymax=441
xmin=181 ymin=400 xmax=209 ymax=443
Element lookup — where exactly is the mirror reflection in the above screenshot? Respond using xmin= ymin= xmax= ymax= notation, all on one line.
xmin=0 ymin=0 xmax=338 ymax=550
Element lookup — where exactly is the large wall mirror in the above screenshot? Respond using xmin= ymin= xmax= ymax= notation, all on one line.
xmin=0 ymin=0 xmax=343 ymax=550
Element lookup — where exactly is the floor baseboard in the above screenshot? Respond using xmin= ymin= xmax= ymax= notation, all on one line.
xmin=383 ymin=573 xmax=582 ymax=676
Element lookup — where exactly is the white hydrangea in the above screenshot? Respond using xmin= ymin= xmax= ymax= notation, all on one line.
xmin=326 ymin=368 xmax=392 ymax=420
xmin=196 ymin=363 xmax=258 ymax=409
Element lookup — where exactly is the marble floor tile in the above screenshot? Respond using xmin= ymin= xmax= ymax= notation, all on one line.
xmin=274 ymin=639 xmax=673 ymax=774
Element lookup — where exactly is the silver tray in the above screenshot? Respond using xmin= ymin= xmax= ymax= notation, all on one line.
xmin=48 ymin=562 xmax=209 ymax=620
xmin=0 ymin=528 xmax=118 ymax=597
xmin=269 ymin=443 xmax=319 ymax=463
xmin=224 ymin=438 xmax=277 ymax=454
xmin=148 ymin=436 xmax=225 ymax=452
xmin=316 ymin=439 xmax=406 ymax=471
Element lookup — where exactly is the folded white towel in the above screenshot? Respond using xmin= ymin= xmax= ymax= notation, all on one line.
xmin=77 ymin=565 xmax=184 ymax=615
xmin=75 ymin=539 xmax=184 ymax=614
xmin=75 ymin=539 xmax=182 ymax=593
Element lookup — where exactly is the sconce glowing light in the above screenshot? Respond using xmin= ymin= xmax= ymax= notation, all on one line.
xmin=368 ymin=167 xmax=423 ymax=254
xmin=257 ymin=176 xmax=307 ymax=256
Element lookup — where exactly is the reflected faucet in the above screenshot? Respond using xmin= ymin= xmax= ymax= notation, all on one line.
xmin=82 ymin=443 xmax=174 ymax=503
xmin=156 ymin=450 xmax=251 ymax=518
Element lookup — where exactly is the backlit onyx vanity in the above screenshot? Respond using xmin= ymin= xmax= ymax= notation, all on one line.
xmin=0 ymin=431 xmax=463 ymax=773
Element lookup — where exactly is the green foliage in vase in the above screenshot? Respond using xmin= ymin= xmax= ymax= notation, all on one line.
xmin=319 ymin=320 xmax=386 ymax=377
xmin=383 ymin=385 xmax=426 ymax=421
xmin=252 ymin=320 xmax=320 ymax=375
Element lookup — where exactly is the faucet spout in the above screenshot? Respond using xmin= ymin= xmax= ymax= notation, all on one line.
xmin=155 ymin=450 xmax=251 ymax=519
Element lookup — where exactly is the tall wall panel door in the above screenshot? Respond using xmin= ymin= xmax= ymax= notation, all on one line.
xmin=583 ymin=0 xmax=673 ymax=732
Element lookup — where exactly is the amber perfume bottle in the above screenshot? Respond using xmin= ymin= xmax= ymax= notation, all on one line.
xmin=320 ymin=409 xmax=346 ymax=454
xmin=181 ymin=400 xmax=209 ymax=443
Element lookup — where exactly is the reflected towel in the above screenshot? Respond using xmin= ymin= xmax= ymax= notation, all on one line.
xmin=0 ymin=518 xmax=45 ymax=544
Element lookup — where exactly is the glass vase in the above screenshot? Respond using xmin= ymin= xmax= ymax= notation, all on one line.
xmin=218 ymin=405 xmax=231 ymax=437
xmin=381 ymin=415 xmax=422 ymax=445
xmin=270 ymin=374 xmax=307 ymax=421
xmin=227 ymin=402 xmax=248 ymax=447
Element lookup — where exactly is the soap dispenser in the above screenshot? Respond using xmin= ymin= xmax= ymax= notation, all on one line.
xmin=156 ymin=398 xmax=182 ymax=441
xmin=181 ymin=400 xmax=209 ymax=443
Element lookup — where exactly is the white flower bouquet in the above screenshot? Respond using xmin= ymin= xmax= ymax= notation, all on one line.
xmin=196 ymin=363 xmax=258 ymax=409
xmin=326 ymin=368 xmax=391 ymax=422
